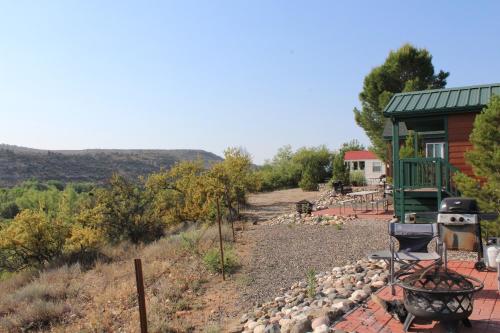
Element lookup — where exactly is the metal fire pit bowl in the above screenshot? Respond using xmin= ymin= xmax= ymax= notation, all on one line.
xmin=295 ymin=200 xmax=313 ymax=215
xmin=398 ymin=267 xmax=483 ymax=332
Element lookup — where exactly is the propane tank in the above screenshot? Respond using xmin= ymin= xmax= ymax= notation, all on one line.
xmin=497 ymin=253 xmax=500 ymax=291
xmin=487 ymin=246 xmax=499 ymax=269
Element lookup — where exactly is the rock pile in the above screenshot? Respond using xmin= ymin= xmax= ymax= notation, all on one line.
xmin=314 ymin=190 xmax=353 ymax=211
xmin=264 ymin=212 xmax=355 ymax=226
xmin=233 ymin=259 xmax=388 ymax=333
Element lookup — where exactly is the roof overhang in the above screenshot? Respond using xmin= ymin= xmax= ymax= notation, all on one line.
xmin=383 ymin=83 xmax=500 ymax=118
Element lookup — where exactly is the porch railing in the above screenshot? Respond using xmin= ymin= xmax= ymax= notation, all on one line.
xmin=399 ymin=158 xmax=460 ymax=196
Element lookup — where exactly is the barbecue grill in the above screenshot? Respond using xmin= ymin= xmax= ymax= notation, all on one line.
xmin=399 ymin=266 xmax=483 ymax=333
xmin=437 ymin=197 xmax=485 ymax=270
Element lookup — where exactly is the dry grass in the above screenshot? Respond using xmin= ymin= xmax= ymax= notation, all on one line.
xmin=0 ymin=223 xmax=236 ymax=333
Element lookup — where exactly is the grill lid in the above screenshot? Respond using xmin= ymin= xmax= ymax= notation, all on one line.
xmin=439 ymin=197 xmax=479 ymax=214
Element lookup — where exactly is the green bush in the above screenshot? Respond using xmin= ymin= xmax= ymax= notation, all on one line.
xmin=0 ymin=202 xmax=20 ymax=219
xmin=349 ymin=171 xmax=366 ymax=186
xmin=298 ymin=170 xmax=319 ymax=191
xmin=203 ymin=247 xmax=238 ymax=274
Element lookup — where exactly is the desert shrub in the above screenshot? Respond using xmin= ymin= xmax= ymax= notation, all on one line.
xmin=205 ymin=325 xmax=222 ymax=333
xmin=179 ymin=228 xmax=204 ymax=254
xmin=203 ymin=247 xmax=239 ymax=274
xmin=90 ymin=174 xmax=165 ymax=244
xmin=0 ymin=210 xmax=69 ymax=271
xmin=176 ymin=224 xmax=233 ymax=256
xmin=349 ymin=170 xmax=366 ymax=186
xmin=0 ymin=265 xmax=80 ymax=332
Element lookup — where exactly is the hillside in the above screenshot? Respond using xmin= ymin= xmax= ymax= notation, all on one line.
xmin=0 ymin=144 xmax=223 ymax=187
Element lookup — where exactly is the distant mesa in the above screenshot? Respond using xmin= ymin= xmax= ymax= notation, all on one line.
xmin=0 ymin=144 xmax=223 ymax=187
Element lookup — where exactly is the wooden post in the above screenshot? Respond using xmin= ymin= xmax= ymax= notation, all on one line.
xmin=134 ymin=259 xmax=148 ymax=333
xmin=216 ymin=197 xmax=226 ymax=280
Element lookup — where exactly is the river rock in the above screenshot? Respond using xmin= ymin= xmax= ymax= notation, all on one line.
xmin=290 ymin=318 xmax=312 ymax=333
xmin=311 ymin=315 xmax=330 ymax=329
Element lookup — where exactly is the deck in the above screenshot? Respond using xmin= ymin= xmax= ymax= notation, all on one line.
xmin=333 ymin=261 xmax=500 ymax=332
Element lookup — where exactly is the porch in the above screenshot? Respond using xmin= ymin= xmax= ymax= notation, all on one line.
xmin=383 ymin=84 xmax=500 ymax=221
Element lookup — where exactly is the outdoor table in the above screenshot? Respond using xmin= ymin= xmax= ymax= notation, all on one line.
xmin=347 ymin=190 xmax=379 ymax=211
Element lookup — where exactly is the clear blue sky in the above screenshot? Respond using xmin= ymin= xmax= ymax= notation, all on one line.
xmin=1 ymin=1 xmax=499 ymax=163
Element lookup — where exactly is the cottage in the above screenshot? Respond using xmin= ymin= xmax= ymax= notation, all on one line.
xmin=383 ymin=83 xmax=500 ymax=221
xmin=344 ymin=150 xmax=386 ymax=184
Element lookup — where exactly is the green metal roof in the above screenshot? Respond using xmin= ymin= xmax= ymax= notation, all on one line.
xmin=383 ymin=83 xmax=500 ymax=116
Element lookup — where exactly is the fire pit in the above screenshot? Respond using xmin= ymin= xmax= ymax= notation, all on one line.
xmin=398 ymin=266 xmax=483 ymax=333
xmin=295 ymin=200 xmax=313 ymax=215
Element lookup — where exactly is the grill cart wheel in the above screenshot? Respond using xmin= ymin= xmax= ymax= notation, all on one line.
xmin=474 ymin=261 xmax=486 ymax=271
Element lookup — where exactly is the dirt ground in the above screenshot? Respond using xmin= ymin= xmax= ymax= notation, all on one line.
xmin=243 ymin=188 xmax=322 ymax=223
xmin=191 ymin=187 xmax=390 ymax=331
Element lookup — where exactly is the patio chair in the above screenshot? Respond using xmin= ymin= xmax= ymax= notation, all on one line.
xmin=368 ymin=222 xmax=443 ymax=295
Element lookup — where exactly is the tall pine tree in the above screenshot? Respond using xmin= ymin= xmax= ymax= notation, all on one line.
xmin=454 ymin=96 xmax=500 ymax=233
xmin=354 ymin=44 xmax=449 ymax=161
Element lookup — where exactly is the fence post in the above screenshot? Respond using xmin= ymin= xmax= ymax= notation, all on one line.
xmin=216 ymin=197 xmax=226 ymax=280
xmin=134 ymin=259 xmax=148 ymax=333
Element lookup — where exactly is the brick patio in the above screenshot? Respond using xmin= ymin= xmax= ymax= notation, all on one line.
xmin=333 ymin=261 xmax=500 ymax=333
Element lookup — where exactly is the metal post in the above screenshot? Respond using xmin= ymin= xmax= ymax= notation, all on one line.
xmin=392 ymin=119 xmax=401 ymax=221
xmin=216 ymin=197 xmax=226 ymax=280
xmin=134 ymin=259 xmax=148 ymax=333
xmin=436 ymin=159 xmax=442 ymax=208
xmin=231 ymin=218 xmax=235 ymax=242
xmin=400 ymin=160 xmax=405 ymax=222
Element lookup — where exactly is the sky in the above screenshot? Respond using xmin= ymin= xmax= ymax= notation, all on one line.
xmin=1 ymin=1 xmax=499 ymax=164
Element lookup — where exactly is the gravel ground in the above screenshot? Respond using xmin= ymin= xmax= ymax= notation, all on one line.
xmin=238 ymin=219 xmax=390 ymax=306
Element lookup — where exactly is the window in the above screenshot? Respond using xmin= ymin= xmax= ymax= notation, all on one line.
xmin=426 ymin=142 xmax=445 ymax=158
xmin=353 ymin=161 xmax=358 ymax=170
xmin=344 ymin=162 xmax=350 ymax=170
xmin=359 ymin=161 xmax=365 ymax=170
xmin=372 ymin=161 xmax=382 ymax=172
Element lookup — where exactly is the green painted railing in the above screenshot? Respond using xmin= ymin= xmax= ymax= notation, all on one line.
xmin=399 ymin=158 xmax=460 ymax=195
xmin=396 ymin=158 xmax=460 ymax=221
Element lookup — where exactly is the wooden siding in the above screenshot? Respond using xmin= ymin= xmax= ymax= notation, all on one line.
xmin=447 ymin=113 xmax=477 ymax=176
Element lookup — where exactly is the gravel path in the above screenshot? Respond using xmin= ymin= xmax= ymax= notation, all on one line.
xmin=238 ymin=219 xmax=389 ymax=306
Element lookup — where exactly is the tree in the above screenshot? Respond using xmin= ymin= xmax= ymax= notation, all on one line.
xmin=354 ymin=44 xmax=449 ymax=160
xmin=92 ymin=174 xmax=164 ymax=243
xmin=454 ymin=96 xmax=500 ymax=233
xmin=293 ymin=146 xmax=332 ymax=191
xmin=258 ymin=145 xmax=302 ymax=191
xmin=208 ymin=148 xmax=259 ymax=221
xmin=146 ymin=160 xmax=212 ymax=225
xmin=398 ymin=130 xmax=424 ymax=159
